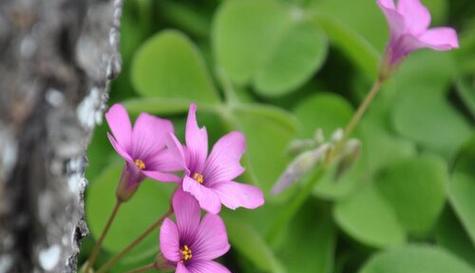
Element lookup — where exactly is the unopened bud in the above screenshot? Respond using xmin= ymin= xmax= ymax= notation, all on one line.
xmin=334 ymin=139 xmax=361 ymax=180
xmin=116 ymin=164 xmax=143 ymax=202
xmin=271 ymin=144 xmax=330 ymax=195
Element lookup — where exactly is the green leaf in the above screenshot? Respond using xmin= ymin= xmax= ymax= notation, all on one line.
xmin=313 ymin=120 xmax=415 ymax=201
xmin=277 ymin=200 xmax=335 ymax=273
xmin=449 ymin=173 xmax=475 ymax=245
xmin=86 ymin=162 xmax=174 ymax=258
xmin=448 ymin=135 xmax=475 ymax=246
xmin=86 ymin=123 xmax=114 ymax=180
xmin=313 ymin=158 xmax=366 ymax=201
xmin=455 ymin=78 xmax=475 ymax=120
xmin=293 ymin=92 xmax=353 ymax=138
xmin=375 ymin=156 xmax=447 ymax=236
xmin=213 ymin=0 xmax=289 ymax=85
xmin=334 ymin=184 xmax=406 ymax=248
xmin=231 ymin=104 xmax=299 ymax=194
xmin=123 ymin=97 xmax=196 ymax=115
xmin=131 ymin=30 xmax=220 ymax=104
xmin=225 ymin=217 xmax=285 ymax=273
xmin=435 ymin=207 xmax=475 ymax=267
xmin=359 ymin=245 xmax=475 ymax=273
xmin=358 ymin=121 xmax=416 ymax=176
xmin=310 ymin=0 xmax=388 ymax=49
xmin=452 ymin=134 xmax=475 ymax=177
xmin=311 ymin=14 xmax=380 ymax=79
xmin=391 ymin=90 xmax=472 ymax=157
xmin=254 ymin=20 xmax=328 ymax=96
xmin=213 ymin=0 xmax=328 ymax=96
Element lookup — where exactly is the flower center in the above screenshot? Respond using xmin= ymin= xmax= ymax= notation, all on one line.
xmin=192 ymin=172 xmax=204 ymax=184
xmin=134 ymin=159 xmax=146 ymax=170
xmin=181 ymin=245 xmax=192 ymax=262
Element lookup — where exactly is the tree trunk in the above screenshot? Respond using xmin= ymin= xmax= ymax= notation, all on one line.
xmin=0 ymin=0 xmax=123 ymax=272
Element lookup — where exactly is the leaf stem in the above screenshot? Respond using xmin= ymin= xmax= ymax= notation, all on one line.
xmin=84 ymin=199 xmax=122 ymax=273
xmin=95 ymin=207 xmax=173 ymax=273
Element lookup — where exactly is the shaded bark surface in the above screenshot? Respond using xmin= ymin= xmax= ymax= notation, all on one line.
xmin=0 ymin=0 xmax=123 ymax=272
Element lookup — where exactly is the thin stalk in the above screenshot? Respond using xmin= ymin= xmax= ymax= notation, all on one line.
xmin=84 ymin=200 xmax=122 ymax=273
xmin=96 ymin=208 xmax=173 ymax=273
xmin=267 ymin=167 xmax=325 ymax=245
xmin=344 ymin=78 xmax=384 ymax=138
xmin=124 ymin=263 xmax=156 ymax=273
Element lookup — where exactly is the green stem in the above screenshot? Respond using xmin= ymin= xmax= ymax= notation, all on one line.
xmin=267 ymin=167 xmax=325 ymax=245
xmin=96 ymin=208 xmax=173 ymax=273
xmin=344 ymin=77 xmax=385 ymax=139
xmin=84 ymin=200 xmax=122 ymax=273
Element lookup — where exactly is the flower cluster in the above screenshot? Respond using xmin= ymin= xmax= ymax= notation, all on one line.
xmin=106 ymin=103 xmax=264 ymax=273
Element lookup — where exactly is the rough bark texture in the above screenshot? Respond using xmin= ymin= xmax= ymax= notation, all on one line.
xmin=0 ymin=0 xmax=123 ymax=272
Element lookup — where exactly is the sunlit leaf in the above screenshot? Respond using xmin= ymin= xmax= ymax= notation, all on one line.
xmin=375 ymin=156 xmax=447 ymax=236
xmin=231 ymin=104 xmax=299 ymax=194
xmin=293 ymin=92 xmax=353 ymax=138
xmin=131 ymin=30 xmax=220 ymax=104
xmin=334 ymin=184 xmax=406 ymax=248
xmin=213 ymin=0 xmax=328 ymax=96
xmin=359 ymin=245 xmax=475 ymax=273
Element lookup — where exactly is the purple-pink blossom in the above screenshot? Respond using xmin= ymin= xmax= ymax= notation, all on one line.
xmin=160 ymin=190 xmax=231 ymax=273
xmin=377 ymin=0 xmax=459 ymax=67
xmin=167 ymin=103 xmax=264 ymax=214
xmin=105 ymin=104 xmax=181 ymax=201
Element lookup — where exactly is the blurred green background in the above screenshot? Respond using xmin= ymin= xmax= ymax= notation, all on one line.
xmin=81 ymin=0 xmax=475 ymax=272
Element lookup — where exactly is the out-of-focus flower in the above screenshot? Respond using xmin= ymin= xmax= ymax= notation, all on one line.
xmin=105 ymin=104 xmax=181 ymax=201
xmin=167 ymin=103 xmax=264 ymax=214
xmin=377 ymin=0 xmax=459 ymax=70
xmin=160 ymin=190 xmax=231 ymax=273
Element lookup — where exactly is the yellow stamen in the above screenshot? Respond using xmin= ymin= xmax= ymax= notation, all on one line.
xmin=134 ymin=159 xmax=145 ymax=170
xmin=192 ymin=172 xmax=204 ymax=184
xmin=181 ymin=245 xmax=192 ymax=262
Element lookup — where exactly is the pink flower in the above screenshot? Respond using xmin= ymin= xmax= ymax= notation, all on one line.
xmin=377 ymin=0 xmax=459 ymax=67
xmin=167 ymin=103 xmax=264 ymax=214
xmin=160 ymin=190 xmax=231 ymax=273
xmin=105 ymin=104 xmax=181 ymax=201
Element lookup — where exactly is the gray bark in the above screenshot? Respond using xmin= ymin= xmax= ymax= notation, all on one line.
xmin=0 ymin=0 xmax=123 ymax=272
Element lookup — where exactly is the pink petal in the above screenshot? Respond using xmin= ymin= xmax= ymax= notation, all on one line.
xmin=377 ymin=0 xmax=406 ymax=37
xmin=107 ymin=133 xmax=133 ymax=163
xmin=105 ymin=104 xmax=132 ymax=150
xmin=166 ymin=133 xmax=189 ymax=174
xmin=419 ymin=27 xmax=459 ymax=50
xmin=183 ymin=176 xmax=222 ymax=214
xmin=141 ymin=170 xmax=180 ymax=183
xmin=203 ymin=131 xmax=245 ymax=185
xmin=397 ymin=0 xmax=431 ymax=34
xmin=132 ymin=112 xmax=174 ymax=161
xmin=378 ymin=0 xmax=395 ymax=9
xmin=185 ymin=104 xmax=208 ymax=172
xmin=176 ymin=262 xmax=190 ymax=273
xmin=160 ymin=218 xmax=181 ymax=263
xmin=191 ymin=214 xmax=230 ymax=261
xmin=172 ymin=190 xmax=201 ymax=242
xmin=147 ymin=148 xmax=184 ymax=173
xmin=187 ymin=261 xmax=231 ymax=273
xmin=213 ymin=181 xmax=264 ymax=210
